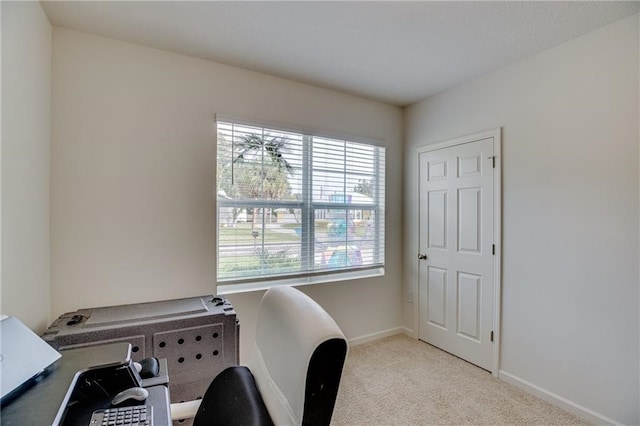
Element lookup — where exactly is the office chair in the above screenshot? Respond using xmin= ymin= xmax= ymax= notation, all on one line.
xmin=170 ymin=285 xmax=348 ymax=426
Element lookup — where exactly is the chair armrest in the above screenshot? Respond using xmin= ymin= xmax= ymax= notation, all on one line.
xmin=170 ymin=400 xmax=201 ymax=421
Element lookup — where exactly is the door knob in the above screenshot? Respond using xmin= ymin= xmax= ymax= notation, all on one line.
xmin=418 ymin=253 xmax=427 ymax=260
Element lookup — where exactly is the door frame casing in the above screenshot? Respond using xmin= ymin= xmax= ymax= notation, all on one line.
xmin=414 ymin=128 xmax=502 ymax=377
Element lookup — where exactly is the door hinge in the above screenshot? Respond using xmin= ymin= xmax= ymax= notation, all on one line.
xmin=490 ymin=331 xmax=494 ymax=342
xmin=492 ymin=244 xmax=495 ymax=255
xmin=491 ymin=156 xmax=496 ymax=168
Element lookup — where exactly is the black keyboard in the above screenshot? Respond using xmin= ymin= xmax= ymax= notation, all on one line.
xmin=89 ymin=405 xmax=152 ymax=426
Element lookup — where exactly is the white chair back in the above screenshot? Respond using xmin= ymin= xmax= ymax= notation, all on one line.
xmin=247 ymin=286 xmax=347 ymax=425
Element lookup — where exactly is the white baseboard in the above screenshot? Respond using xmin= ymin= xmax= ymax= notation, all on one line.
xmin=346 ymin=332 xmax=624 ymax=425
xmin=499 ymin=370 xmax=623 ymax=426
xmin=348 ymin=326 xmax=413 ymax=346
xmin=402 ymin=327 xmax=415 ymax=338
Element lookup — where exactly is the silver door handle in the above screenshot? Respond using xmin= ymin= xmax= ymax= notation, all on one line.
xmin=418 ymin=253 xmax=427 ymax=260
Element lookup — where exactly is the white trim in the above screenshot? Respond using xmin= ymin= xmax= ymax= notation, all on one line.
xmin=499 ymin=371 xmax=623 ymax=426
xmin=214 ymin=113 xmax=385 ymax=147
xmin=637 ymin=13 xmax=640 ymax=424
xmin=492 ymin=128 xmax=502 ymax=377
xmin=414 ymin=128 xmax=500 ymax=155
xmin=347 ymin=327 xmax=408 ymax=347
xmin=400 ymin=326 xmax=415 ymax=338
xmin=216 ymin=267 xmax=385 ymax=295
xmin=216 ymin=117 xmax=386 ymax=285
xmin=413 ymin=128 xmax=502 ymax=377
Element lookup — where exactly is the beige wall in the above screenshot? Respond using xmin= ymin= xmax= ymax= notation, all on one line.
xmin=51 ymin=28 xmax=404 ymax=357
xmin=1 ymin=2 xmax=52 ymax=332
xmin=404 ymin=15 xmax=639 ymax=424
xmin=7 ymin=7 xmax=637 ymax=422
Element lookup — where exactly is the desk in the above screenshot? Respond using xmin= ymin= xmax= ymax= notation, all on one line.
xmin=1 ymin=344 xmax=171 ymax=426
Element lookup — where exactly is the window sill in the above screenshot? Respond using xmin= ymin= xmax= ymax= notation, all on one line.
xmin=216 ymin=267 xmax=385 ymax=295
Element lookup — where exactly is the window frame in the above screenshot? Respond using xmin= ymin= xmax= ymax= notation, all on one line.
xmin=215 ymin=115 xmax=386 ymax=290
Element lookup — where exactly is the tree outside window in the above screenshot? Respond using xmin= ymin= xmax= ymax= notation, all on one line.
xmin=216 ymin=120 xmax=385 ymax=284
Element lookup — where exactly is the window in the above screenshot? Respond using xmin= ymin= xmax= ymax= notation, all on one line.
xmin=216 ymin=118 xmax=385 ymax=287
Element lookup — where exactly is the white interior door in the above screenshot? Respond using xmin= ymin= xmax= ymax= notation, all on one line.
xmin=418 ymin=136 xmax=496 ymax=371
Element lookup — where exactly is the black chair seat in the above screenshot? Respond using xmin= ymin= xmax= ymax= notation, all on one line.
xmin=194 ymin=366 xmax=273 ymax=426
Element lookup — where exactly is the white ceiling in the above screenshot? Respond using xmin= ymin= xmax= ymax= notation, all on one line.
xmin=41 ymin=1 xmax=640 ymax=107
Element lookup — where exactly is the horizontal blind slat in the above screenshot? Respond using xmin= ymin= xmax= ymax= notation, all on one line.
xmin=217 ymin=119 xmax=385 ymax=284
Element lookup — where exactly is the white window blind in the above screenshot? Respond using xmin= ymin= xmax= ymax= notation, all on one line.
xmin=216 ymin=118 xmax=385 ymax=285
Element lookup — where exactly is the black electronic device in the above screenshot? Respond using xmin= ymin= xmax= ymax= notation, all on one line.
xmin=138 ymin=357 xmax=160 ymax=379
xmin=89 ymin=404 xmax=152 ymax=426
xmin=1 ymin=343 xmax=171 ymax=426
xmin=53 ymin=343 xmax=142 ymax=426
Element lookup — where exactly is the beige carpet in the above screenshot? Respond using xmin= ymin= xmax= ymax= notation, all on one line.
xmin=331 ymin=334 xmax=590 ymax=425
